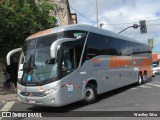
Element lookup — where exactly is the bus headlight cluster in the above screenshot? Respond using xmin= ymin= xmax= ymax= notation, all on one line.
xmin=44 ymin=89 xmax=55 ymax=94
xmin=44 ymin=86 xmax=60 ymax=95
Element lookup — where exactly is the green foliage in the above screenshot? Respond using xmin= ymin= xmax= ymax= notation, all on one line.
xmin=0 ymin=0 xmax=57 ymax=62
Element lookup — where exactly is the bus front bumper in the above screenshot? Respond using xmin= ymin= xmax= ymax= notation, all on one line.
xmin=17 ymin=90 xmax=64 ymax=107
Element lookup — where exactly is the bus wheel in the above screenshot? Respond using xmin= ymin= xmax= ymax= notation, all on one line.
xmin=137 ymin=73 xmax=143 ymax=85
xmin=83 ymin=84 xmax=97 ymax=104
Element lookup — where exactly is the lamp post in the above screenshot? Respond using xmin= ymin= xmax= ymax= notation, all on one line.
xmin=118 ymin=24 xmax=139 ymax=34
xmin=96 ymin=0 xmax=99 ymax=27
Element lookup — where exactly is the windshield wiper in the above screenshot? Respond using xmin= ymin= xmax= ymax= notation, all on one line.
xmin=23 ymin=51 xmax=41 ymax=84
xmin=30 ymin=52 xmax=42 ymax=84
xmin=23 ymin=56 xmax=32 ymax=73
xmin=30 ymin=51 xmax=36 ymax=70
xmin=31 ymin=69 xmax=42 ymax=84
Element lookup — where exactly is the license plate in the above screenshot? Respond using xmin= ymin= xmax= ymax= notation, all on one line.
xmin=28 ymin=100 xmax=36 ymax=104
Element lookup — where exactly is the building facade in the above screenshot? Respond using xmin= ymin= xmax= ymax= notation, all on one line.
xmin=36 ymin=0 xmax=77 ymax=26
xmin=152 ymin=52 xmax=160 ymax=66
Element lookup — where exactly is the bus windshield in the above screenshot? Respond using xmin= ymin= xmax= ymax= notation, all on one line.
xmin=19 ymin=30 xmax=87 ymax=85
xmin=21 ymin=33 xmax=61 ymax=83
xmin=34 ymin=47 xmax=57 ymax=80
xmin=22 ymin=48 xmax=58 ymax=82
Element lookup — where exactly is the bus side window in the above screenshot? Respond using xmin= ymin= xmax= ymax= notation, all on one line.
xmin=85 ymin=33 xmax=107 ymax=60
xmin=61 ymin=48 xmax=75 ymax=77
xmin=105 ymin=37 xmax=122 ymax=56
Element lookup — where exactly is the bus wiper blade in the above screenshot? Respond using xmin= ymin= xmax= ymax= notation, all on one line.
xmin=23 ymin=56 xmax=32 ymax=73
xmin=32 ymin=70 xmax=42 ymax=84
xmin=30 ymin=52 xmax=36 ymax=70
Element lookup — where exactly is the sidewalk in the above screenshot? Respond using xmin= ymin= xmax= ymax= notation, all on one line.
xmin=0 ymin=85 xmax=18 ymax=102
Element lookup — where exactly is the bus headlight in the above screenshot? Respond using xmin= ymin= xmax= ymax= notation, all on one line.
xmin=44 ymin=86 xmax=60 ymax=95
xmin=44 ymin=89 xmax=55 ymax=94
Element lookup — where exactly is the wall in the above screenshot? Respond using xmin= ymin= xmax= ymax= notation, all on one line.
xmin=152 ymin=52 xmax=160 ymax=66
xmin=36 ymin=0 xmax=77 ymax=26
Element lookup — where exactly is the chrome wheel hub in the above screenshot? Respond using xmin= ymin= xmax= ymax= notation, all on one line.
xmin=84 ymin=87 xmax=94 ymax=100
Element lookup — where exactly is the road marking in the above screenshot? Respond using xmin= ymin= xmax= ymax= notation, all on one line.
xmin=146 ymin=83 xmax=160 ymax=88
xmin=0 ymin=101 xmax=15 ymax=120
xmin=0 ymin=101 xmax=15 ymax=111
xmin=139 ymin=85 xmax=151 ymax=88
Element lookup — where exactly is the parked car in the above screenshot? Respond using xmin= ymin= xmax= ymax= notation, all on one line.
xmin=153 ymin=64 xmax=160 ymax=76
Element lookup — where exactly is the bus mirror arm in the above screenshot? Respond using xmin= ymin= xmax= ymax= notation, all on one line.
xmin=6 ymin=48 xmax=22 ymax=65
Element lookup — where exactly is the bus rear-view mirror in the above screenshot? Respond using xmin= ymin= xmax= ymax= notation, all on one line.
xmin=6 ymin=48 xmax=22 ymax=65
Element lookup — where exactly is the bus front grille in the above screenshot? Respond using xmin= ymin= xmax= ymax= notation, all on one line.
xmin=20 ymin=92 xmax=45 ymax=97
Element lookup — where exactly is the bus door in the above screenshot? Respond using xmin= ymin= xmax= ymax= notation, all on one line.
xmin=58 ymin=43 xmax=81 ymax=102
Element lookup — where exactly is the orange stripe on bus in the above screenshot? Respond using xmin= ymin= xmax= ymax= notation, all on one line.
xmin=31 ymin=29 xmax=52 ymax=38
xmin=110 ymin=56 xmax=131 ymax=68
xmin=133 ymin=58 xmax=138 ymax=67
xmin=139 ymin=58 xmax=152 ymax=77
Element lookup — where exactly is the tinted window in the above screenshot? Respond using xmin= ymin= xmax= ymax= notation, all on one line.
xmin=132 ymin=43 xmax=151 ymax=55
xmin=62 ymin=30 xmax=87 ymax=67
xmin=120 ymin=40 xmax=133 ymax=56
xmin=63 ymin=30 xmax=87 ymax=40
xmin=106 ymin=37 xmax=151 ymax=56
xmin=106 ymin=37 xmax=122 ymax=55
xmin=60 ymin=48 xmax=75 ymax=77
xmin=36 ymin=33 xmax=62 ymax=48
xmin=23 ymin=33 xmax=62 ymax=56
xmin=86 ymin=33 xmax=107 ymax=59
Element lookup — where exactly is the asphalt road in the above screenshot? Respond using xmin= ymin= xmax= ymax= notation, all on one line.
xmin=1 ymin=75 xmax=160 ymax=119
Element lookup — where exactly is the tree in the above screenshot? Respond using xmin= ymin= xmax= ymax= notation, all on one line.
xmin=0 ymin=0 xmax=57 ymax=62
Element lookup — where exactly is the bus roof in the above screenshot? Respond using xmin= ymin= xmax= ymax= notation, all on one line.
xmin=26 ymin=24 xmax=145 ymax=45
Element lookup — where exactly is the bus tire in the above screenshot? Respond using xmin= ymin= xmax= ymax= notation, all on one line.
xmin=137 ymin=73 xmax=143 ymax=86
xmin=82 ymin=84 xmax=97 ymax=104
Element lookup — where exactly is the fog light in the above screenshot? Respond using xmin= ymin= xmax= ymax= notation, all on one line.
xmin=49 ymin=98 xmax=55 ymax=103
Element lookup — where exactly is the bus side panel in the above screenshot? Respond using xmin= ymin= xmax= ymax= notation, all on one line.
xmin=79 ymin=56 xmax=138 ymax=95
xmin=133 ymin=53 xmax=153 ymax=80
xmin=56 ymin=72 xmax=84 ymax=105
